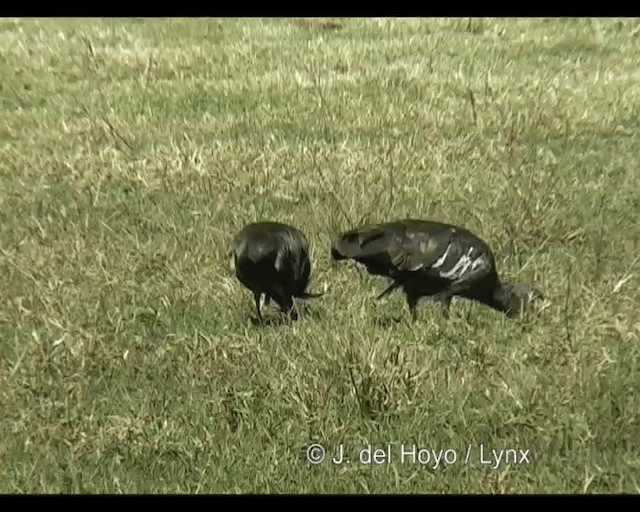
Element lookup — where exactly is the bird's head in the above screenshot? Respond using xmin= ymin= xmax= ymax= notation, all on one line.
xmin=330 ymin=246 xmax=343 ymax=261
xmin=499 ymin=282 xmax=544 ymax=318
xmin=330 ymin=239 xmax=347 ymax=263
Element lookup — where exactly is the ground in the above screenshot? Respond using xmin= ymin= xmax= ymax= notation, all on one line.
xmin=1 ymin=17 xmax=639 ymax=493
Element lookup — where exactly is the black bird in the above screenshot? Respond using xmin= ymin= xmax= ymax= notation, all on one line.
xmin=330 ymin=218 xmax=543 ymax=321
xmin=229 ymin=221 xmax=323 ymax=323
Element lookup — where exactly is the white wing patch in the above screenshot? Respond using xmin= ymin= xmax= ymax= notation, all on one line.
xmin=432 ymin=244 xmax=452 ymax=269
xmin=437 ymin=246 xmax=489 ymax=283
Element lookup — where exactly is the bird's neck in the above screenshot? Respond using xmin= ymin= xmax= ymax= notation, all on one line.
xmin=482 ymin=283 xmax=513 ymax=315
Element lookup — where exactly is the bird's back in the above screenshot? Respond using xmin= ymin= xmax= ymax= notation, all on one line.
xmin=332 ymin=218 xmax=498 ymax=294
xmin=332 ymin=218 xmax=541 ymax=319
xmin=230 ymin=222 xmax=311 ymax=296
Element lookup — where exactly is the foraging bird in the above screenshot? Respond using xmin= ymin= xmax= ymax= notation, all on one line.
xmin=229 ymin=221 xmax=323 ymax=323
xmin=330 ymin=218 xmax=543 ymax=321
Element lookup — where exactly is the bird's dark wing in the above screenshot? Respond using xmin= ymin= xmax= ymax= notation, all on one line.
xmin=385 ymin=224 xmax=455 ymax=273
xmin=272 ymin=228 xmax=308 ymax=277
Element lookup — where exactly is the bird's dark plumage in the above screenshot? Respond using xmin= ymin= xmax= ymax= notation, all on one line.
xmin=229 ymin=221 xmax=323 ymax=323
xmin=331 ymin=219 xmax=543 ymax=321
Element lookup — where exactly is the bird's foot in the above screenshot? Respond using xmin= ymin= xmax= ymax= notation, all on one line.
xmin=250 ymin=315 xmax=266 ymax=326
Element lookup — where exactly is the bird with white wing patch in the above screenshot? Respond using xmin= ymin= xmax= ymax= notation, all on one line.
xmin=330 ymin=218 xmax=543 ymax=322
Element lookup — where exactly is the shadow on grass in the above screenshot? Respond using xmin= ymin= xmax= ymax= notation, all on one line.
xmin=247 ymin=301 xmax=325 ymax=327
xmin=373 ymin=315 xmax=405 ymax=328
xmin=249 ymin=315 xmax=294 ymax=327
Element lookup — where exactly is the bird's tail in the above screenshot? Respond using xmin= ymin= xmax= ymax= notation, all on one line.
xmin=331 ymin=225 xmax=389 ymax=261
xmin=376 ymin=280 xmax=401 ymax=300
xmin=297 ymin=291 xmax=324 ymax=299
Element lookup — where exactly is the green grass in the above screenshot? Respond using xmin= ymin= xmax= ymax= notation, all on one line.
xmin=1 ymin=17 xmax=639 ymax=494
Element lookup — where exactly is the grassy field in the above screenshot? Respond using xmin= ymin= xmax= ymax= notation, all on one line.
xmin=1 ymin=17 xmax=639 ymax=494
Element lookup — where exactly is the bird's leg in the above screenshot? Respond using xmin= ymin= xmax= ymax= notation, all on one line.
xmin=376 ymin=280 xmax=401 ymax=300
xmin=406 ymin=294 xmax=419 ymax=323
xmin=286 ymin=306 xmax=299 ymax=322
xmin=440 ymin=294 xmax=452 ymax=319
xmin=280 ymin=301 xmax=298 ymax=322
xmin=253 ymin=292 xmax=264 ymax=324
xmin=427 ymin=291 xmax=454 ymax=319
xmin=270 ymin=285 xmax=298 ymax=322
